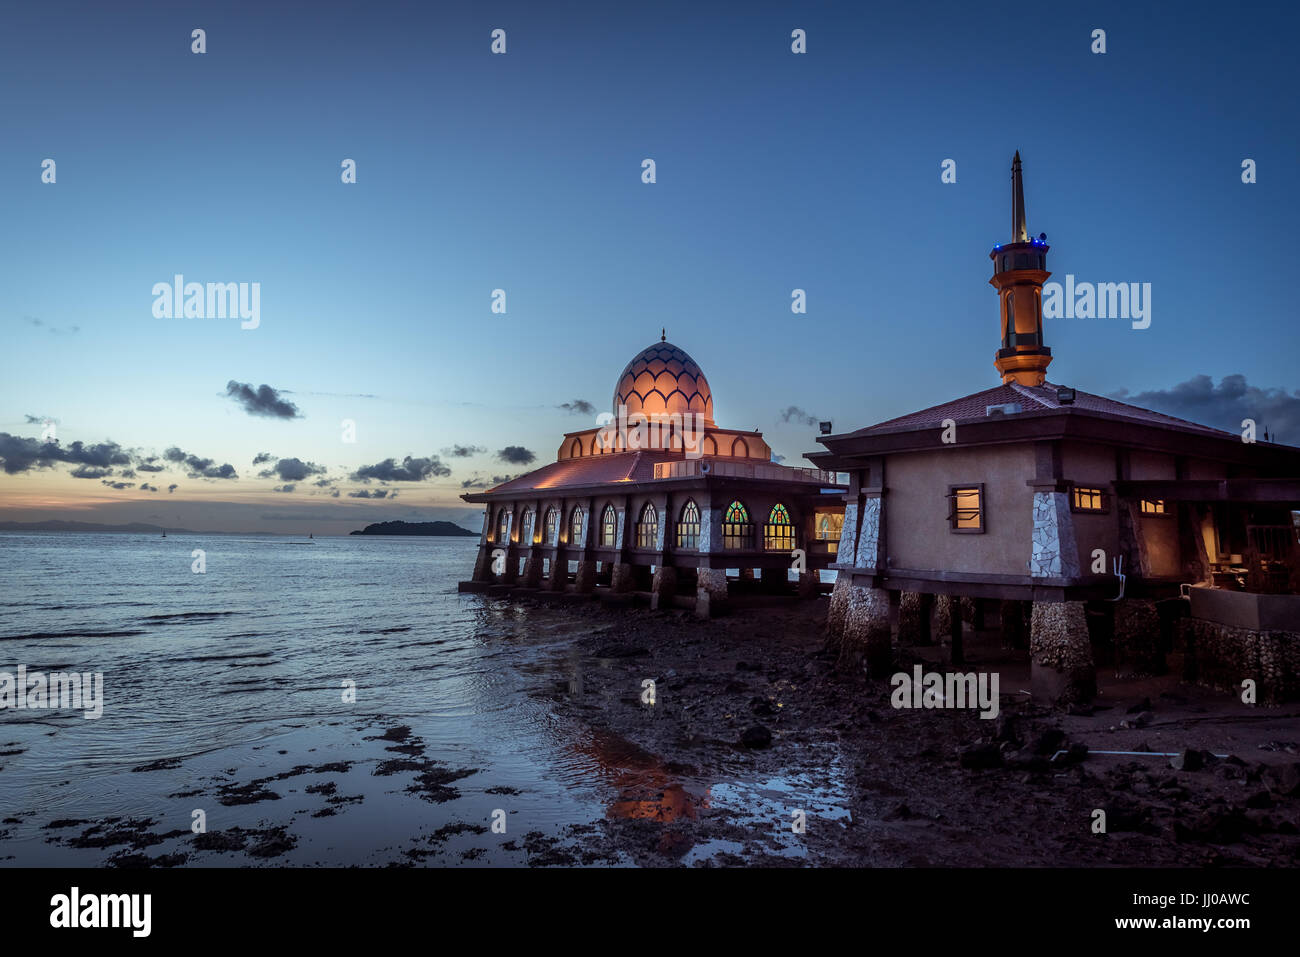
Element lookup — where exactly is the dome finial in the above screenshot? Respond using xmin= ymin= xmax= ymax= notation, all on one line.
xmin=661 ymin=327 xmax=666 ymax=342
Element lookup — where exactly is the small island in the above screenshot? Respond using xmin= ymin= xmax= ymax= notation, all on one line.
xmin=350 ymin=520 xmax=477 ymax=537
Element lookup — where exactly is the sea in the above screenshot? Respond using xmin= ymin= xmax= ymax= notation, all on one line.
xmin=0 ymin=531 xmax=849 ymax=866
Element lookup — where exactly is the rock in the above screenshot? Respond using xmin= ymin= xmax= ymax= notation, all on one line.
xmin=1170 ymin=749 xmax=1207 ymax=772
xmin=958 ymin=742 xmax=1004 ymax=770
xmin=1263 ymin=762 xmax=1300 ymax=797
xmin=739 ymin=725 xmax=772 ymax=749
xmin=1120 ymin=711 xmax=1154 ymax=729
xmin=1174 ymin=805 xmax=1253 ymax=844
xmin=994 ymin=714 xmax=1019 ymax=744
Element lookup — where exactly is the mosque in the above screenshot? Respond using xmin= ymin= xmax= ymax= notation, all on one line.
xmin=459 ymin=338 xmax=848 ymax=615
xmin=462 ymin=153 xmax=1300 ymax=706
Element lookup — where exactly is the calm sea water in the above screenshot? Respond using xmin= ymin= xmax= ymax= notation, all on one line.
xmin=0 ymin=531 xmax=850 ymax=866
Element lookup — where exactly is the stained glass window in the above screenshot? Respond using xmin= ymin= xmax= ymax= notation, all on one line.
xmin=636 ymin=503 xmax=658 ymax=549
xmin=570 ymin=507 xmax=585 ymax=545
xmin=723 ymin=500 xmax=753 ymax=550
xmin=764 ymin=503 xmax=795 ymax=551
xmin=601 ymin=505 xmax=618 ymax=546
xmin=544 ymin=507 xmax=558 ymax=543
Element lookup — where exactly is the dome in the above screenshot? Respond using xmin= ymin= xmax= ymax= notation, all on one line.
xmin=613 ymin=341 xmax=715 ymax=425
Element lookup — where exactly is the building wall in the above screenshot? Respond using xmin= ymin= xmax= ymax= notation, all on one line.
xmin=883 ymin=445 xmax=1036 ymax=576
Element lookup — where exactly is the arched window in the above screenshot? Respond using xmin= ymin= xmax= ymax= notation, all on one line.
xmin=636 ymin=503 xmax=658 ymax=549
xmin=600 ymin=505 xmax=618 ymax=546
xmin=521 ymin=508 xmax=536 ymax=544
xmin=676 ymin=500 xmax=700 ymax=549
xmin=722 ymin=500 xmax=753 ymax=550
xmin=764 ymin=503 xmax=795 ymax=551
xmin=544 ymin=507 xmax=558 ymax=544
xmin=731 ymin=437 xmax=749 ymax=458
xmin=703 ymin=435 xmax=717 ymax=456
xmin=569 ymin=437 xmax=583 ymax=458
xmin=569 ymin=507 xmax=585 ymax=546
xmin=497 ymin=508 xmax=510 ymax=544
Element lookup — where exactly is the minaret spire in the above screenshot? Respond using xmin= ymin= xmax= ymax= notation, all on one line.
xmin=1011 ymin=150 xmax=1027 ymax=243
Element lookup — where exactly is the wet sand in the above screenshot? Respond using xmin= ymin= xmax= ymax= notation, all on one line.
xmin=5 ymin=594 xmax=1299 ymax=867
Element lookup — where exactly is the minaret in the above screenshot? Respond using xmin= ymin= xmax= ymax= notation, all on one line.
xmin=989 ymin=151 xmax=1052 ymax=386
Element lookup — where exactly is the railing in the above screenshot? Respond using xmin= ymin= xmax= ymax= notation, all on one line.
xmin=653 ymin=459 xmax=846 ymax=485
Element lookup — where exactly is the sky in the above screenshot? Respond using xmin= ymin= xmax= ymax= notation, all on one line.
xmin=3 ymin=0 xmax=1299 ymax=533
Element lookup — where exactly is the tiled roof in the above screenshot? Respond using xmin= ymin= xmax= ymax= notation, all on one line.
xmin=843 ymin=381 xmax=1235 ymax=439
xmin=477 ymin=451 xmax=678 ymax=495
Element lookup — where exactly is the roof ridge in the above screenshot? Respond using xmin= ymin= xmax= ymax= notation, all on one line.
xmin=1009 ymin=382 xmax=1056 ymax=409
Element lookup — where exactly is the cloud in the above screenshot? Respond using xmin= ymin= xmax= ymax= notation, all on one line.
xmin=252 ymin=452 xmax=275 ymax=465
xmin=273 ymin=484 xmax=297 ymax=493
xmin=1110 ymin=375 xmax=1300 ymax=440
xmin=558 ymin=399 xmax=596 ymax=415
xmin=100 ymin=479 xmax=134 ymax=489
xmin=140 ymin=483 xmax=159 ymax=492
xmin=224 ymin=380 xmax=302 ymax=419
xmin=347 ymin=488 xmax=396 ymax=499
xmin=460 ymin=473 xmax=516 ymax=489
xmin=0 ymin=433 xmax=133 ymax=474
xmin=26 ymin=316 xmax=79 ymax=335
xmin=24 ymin=414 xmax=58 ymax=425
xmin=137 ymin=461 xmax=165 ymax=472
xmin=496 ymin=446 xmax=535 ymax=465
xmin=167 ymin=484 xmax=179 ymax=493
xmin=71 ymin=465 xmax=112 ymax=479
xmin=350 ymin=455 xmax=450 ymax=482
xmin=778 ymin=406 xmax=819 ymax=427
xmin=442 ymin=445 xmax=485 ymax=458
xmin=257 ymin=457 xmax=327 ymax=482
xmin=164 ymin=446 xmax=239 ymax=480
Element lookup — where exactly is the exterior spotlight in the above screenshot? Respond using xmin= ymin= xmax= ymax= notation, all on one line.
xmin=1056 ymin=386 xmax=1076 ymax=405
xmin=819 ymin=421 xmax=832 ymax=435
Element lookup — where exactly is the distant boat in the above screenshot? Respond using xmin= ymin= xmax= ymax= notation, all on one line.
xmin=309 ymin=532 xmax=313 ymax=539
xmin=161 ymin=529 xmax=166 ymax=538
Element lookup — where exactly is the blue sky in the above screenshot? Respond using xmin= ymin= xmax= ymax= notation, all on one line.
xmin=3 ymin=0 xmax=1298 ymax=531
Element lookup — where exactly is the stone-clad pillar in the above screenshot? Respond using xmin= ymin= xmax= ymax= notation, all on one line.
xmin=1113 ymin=599 xmax=1164 ymax=675
xmin=573 ymin=498 xmax=596 ymax=593
xmin=1030 ymin=491 xmax=1081 ymax=578
xmin=898 ymin=591 xmax=933 ymax=646
xmin=695 ymin=498 xmax=727 ymax=618
xmin=838 ymin=584 xmax=892 ymax=676
xmin=1030 ymin=601 xmax=1095 ymax=705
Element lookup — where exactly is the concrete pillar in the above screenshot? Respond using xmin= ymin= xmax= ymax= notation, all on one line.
xmin=650 ymin=565 xmax=678 ymax=611
xmin=838 ymin=585 xmax=892 ymax=676
xmin=797 ymin=570 xmax=820 ymax=599
xmin=1030 ymin=600 xmax=1096 ymax=706
xmin=696 ymin=567 xmax=728 ymax=619
xmin=760 ymin=567 xmax=786 ymax=592
xmin=610 ymin=563 xmax=635 ymax=593
xmin=1000 ymin=599 xmax=1029 ymax=650
xmin=574 ymin=560 xmax=596 ymax=593
xmin=898 ymin=591 xmax=933 ymax=646
xmin=472 ymin=545 xmax=494 ymax=583
xmin=934 ymin=595 xmax=955 ymax=642
xmin=1113 ymin=598 xmax=1165 ymax=676
xmin=500 ymin=549 xmax=518 ymax=584
xmin=545 ymin=551 xmax=568 ymax=591
xmin=739 ymin=567 xmax=755 ymax=581
xmin=521 ymin=551 xmax=542 ymax=587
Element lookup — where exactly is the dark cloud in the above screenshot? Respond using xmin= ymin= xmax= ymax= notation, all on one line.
xmin=778 ymin=406 xmax=819 ymax=427
xmin=167 ymin=484 xmax=179 ymax=493
xmin=100 ymin=479 xmax=134 ymax=489
xmin=0 ymin=433 xmax=132 ymax=475
xmin=273 ymin=484 xmax=297 ymax=493
xmin=140 ymin=483 xmax=159 ymax=492
xmin=558 ymin=399 xmax=596 ymax=416
xmin=496 ymin=446 xmax=535 ymax=465
xmin=224 ymin=380 xmax=302 ymax=419
xmin=330 ymin=488 xmax=340 ymax=498
xmin=442 ymin=445 xmax=486 ymax=458
xmin=1111 ymin=375 xmax=1300 ymax=441
xmin=460 ymin=473 xmax=516 ymax=489
xmin=24 ymin=414 xmax=58 ymax=425
xmin=164 ymin=446 xmax=239 ymax=480
xmin=71 ymin=465 xmax=112 ymax=479
xmin=258 ymin=457 xmax=326 ymax=482
xmin=137 ymin=461 xmax=165 ymax=473
xmin=350 ymin=455 xmax=450 ymax=482
xmin=348 ymin=488 xmax=396 ymax=499
xmin=252 ymin=452 xmax=275 ymax=465
xmin=119 ymin=469 xmax=136 ymax=479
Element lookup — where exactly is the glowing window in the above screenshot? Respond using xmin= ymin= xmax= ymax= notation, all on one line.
xmin=544 ymin=507 xmax=558 ymax=543
xmin=497 ymin=508 xmax=510 ymax=543
xmin=676 ymin=500 xmax=700 ymax=549
xmin=1071 ymin=487 xmax=1107 ymax=513
xmin=764 ymin=504 xmax=795 ymax=551
xmin=723 ymin=501 xmax=754 ymax=550
xmin=601 ymin=505 xmax=618 ymax=546
xmin=1140 ymin=499 xmax=1167 ymax=516
xmin=636 ymin=503 xmax=658 ymax=549
xmin=521 ymin=508 xmax=535 ymax=544
xmin=570 ymin=507 xmax=585 ymax=545
xmin=949 ymin=486 xmax=984 ymax=533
